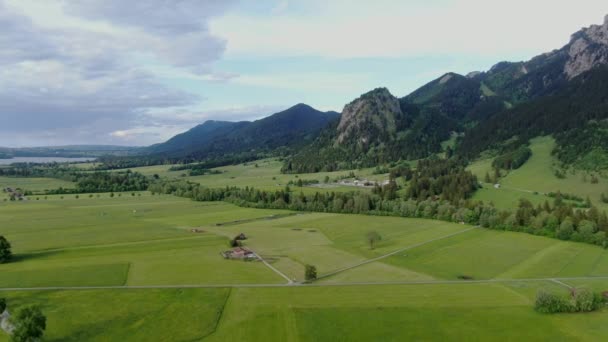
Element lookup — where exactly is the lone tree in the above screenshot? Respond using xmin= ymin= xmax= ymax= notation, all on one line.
xmin=0 ymin=236 xmax=12 ymax=263
xmin=0 ymin=298 xmax=6 ymax=313
xmin=11 ymin=306 xmax=46 ymax=342
xmin=305 ymin=264 xmax=317 ymax=281
xmin=366 ymin=231 xmax=382 ymax=250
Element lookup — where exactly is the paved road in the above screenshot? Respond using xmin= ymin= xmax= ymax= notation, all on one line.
xmin=2 ymin=276 xmax=608 ymax=292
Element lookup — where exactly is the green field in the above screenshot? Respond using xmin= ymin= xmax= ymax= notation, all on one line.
xmin=127 ymin=158 xmax=388 ymax=193
xmin=1 ymin=193 xmax=608 ymax=340
xmin=0 ymin=176 xmax=75 ymax=195
xmin=469 ymin=136 xmax=608 ymax=211
xmin=2 ymin=282 xmax=607 ymax=341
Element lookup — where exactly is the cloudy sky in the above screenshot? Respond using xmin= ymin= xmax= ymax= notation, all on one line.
xmin=1 ymin=0 xmax=607 ymax=147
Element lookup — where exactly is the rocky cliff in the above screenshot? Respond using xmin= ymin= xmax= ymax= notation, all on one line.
xmin=335 ymin=88 xmax=402 ymax=146
xmin=565 ymin=14 xmax=608 ymax=79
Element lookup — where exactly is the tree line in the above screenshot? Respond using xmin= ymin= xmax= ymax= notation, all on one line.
xmin=148 ymin=178 xmax=608 ymax=249
xmin=0 ymin=164 xmax=149 ymax=194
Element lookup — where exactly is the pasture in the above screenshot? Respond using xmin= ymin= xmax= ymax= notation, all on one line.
xmin=2 ymin=283 xmax=608 ymax=341
xmin=0 ymin=176 xmax=75 ymax=195
xmin=127 ymin=158 xmax=387 ymax=194
xmin=468 ymin=136 xmax=608 ymax=211
xmin=1 ymin=193 xmax=608 ymax=340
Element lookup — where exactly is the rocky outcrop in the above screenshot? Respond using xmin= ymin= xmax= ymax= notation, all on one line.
xmin=336 ymin=88 xmax=402 ymax=146
xmin=564 ymin=15 xmax=608 ymax=79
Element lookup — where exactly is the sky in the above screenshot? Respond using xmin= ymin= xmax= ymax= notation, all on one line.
xmin=1 ymin=0 xmax=607 ymax=147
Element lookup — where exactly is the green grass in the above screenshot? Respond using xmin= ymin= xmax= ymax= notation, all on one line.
xmin=0 ymin=288 xmax=229 ymax=342
xmin=2 ymin=193 xmax=608 ymax=340
xmin=126 ymin=158 xmax=385 ymax=193
xmin=204 ymin=282 xmax=608 ymax=341
xmin=472 ymin=186 xmax=550 ymax=210
xmin=2 ymin=283 xmax=605 ymax=341
xmin=468 ymin=136 xmax=608 ymax=211
xmin=0 ymin=176 xmax=75 ymax=194
xmin=0 ymin=194 xmax=288 ymax=286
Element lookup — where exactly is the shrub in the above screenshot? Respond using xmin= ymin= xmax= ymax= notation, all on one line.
xmin=534 ymin=290 xmax=572 ymax=313
xmin=573 ymin=288 xmax=596 ymax=312
xmin=535 ymin=288 xmax=606 ymax=314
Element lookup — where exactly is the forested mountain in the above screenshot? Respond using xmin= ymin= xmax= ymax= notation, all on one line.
xmin=133 ymin=104 xmax=338 ymax=163
xmin=283 ymin=88 xmax=460 ymax=172
xmin=283 ymin=15 xmax=608 ymax=173
xmin=146 ymin=120 xmax=246 ymax=155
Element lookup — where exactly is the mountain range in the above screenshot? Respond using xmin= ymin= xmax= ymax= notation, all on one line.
xmin=137 ymin=15 xmax=608 ymax=172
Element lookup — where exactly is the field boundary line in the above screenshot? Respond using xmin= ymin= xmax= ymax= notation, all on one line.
xmin=316 ymin=227 xmax=478 ymax=281
xmin=200 ymin=287 xmax=232 ymax=341
xmin=2 ymin=276 xmax=608 ymax=291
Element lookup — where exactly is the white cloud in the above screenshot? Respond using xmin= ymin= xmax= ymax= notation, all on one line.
xmin=0 ymin=0 xmax=234 ymax=146
xmin=212 ymin=0 xmax=608 ymax=59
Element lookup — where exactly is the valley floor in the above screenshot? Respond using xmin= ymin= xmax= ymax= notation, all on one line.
xmin=1 ymin=193 xmax=608 ymax=340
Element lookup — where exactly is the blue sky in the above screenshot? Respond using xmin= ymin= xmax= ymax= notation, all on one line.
xmin=1 ymin=0 xmax=608 ymax=146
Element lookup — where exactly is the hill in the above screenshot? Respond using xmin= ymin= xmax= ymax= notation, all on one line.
xmin=146 ymin=121 xmax=246 ymax=155
xmin=139 ymin=104 xmax=338 ymax=163
xmin=284 ymin=88 xmax=458 ymax=172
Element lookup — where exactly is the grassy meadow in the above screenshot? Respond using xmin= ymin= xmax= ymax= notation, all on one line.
xmin=2 ymin=192 xmax=608 ymax=340
xmin=0 ymin=176 xmax=75 ymax=194
xmin=125 ymin=158 xmax=388 ymax=194
xmin=2 ymin=282 xmax=607 ymax=341
xmin=468 ymin=136 xmax=608 ymax=211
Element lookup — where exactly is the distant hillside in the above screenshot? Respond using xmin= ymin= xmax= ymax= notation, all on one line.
xmin=284 ymin=15 xmax=608 ymax=173
xmin=146 ymin=103 xmax=339 ymax=161
xmin=146 ymin=121 xmax=246 ymax=155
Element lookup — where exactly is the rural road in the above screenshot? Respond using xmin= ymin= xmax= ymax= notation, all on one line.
xmin=2 ymin=276 xmax=608 ymax=292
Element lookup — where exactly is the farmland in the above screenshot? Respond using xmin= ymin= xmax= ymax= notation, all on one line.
xmin=469 ymin=136 xmax=608 ymax=211
xmin=1 ymin=193 xmax=608 ymax=340
xmin=125 ymin=158 xmax=388 ymax=194
xmin=0 ymin=176 xmax=75 ymax=194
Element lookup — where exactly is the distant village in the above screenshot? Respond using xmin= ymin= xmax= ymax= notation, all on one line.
xmin=338 ymin=179 xmax=391 ymax=188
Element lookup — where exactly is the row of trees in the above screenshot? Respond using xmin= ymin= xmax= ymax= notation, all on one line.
xmin=492 ymin=145 xmax=532 ymax=170
xmin=0 ymin=162 xmax=149 ymax=195
xmin=148 ymin=177 xmax=608 ymax=248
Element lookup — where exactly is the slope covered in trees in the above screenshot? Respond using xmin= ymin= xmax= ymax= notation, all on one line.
xmin=459 ymin=67 xmax=608 ymax=160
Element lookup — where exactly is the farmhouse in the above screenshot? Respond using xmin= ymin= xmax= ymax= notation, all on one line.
xmin=221 ymin=247 xmax=258 ymax=260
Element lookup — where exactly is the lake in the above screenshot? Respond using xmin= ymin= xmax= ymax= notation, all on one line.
xmin=0 ymin=157 xmax=95 ymax=165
